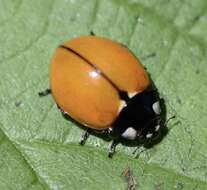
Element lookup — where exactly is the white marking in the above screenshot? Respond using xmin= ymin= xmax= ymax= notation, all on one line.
xmin=128 ymin=92 xmax=137 ymax=98
xmin=108 ymin=128 xmax=113 ymax=134
xmin=90 ymin=71 xmax=99 ymax=78
xmin=118 ymin=100 xmax=126 ymax=112
xmin=108 ymin=127 xmax=112 ymax=132
xmin=146 ymin=133 xmax=153 ymax=138
xmin=155 ymin=125 xmax=160 ymax=131
xmin=152 ymin=101 xmax=161 ymax=115
xmin=121 ymin=127 xmax=137 ymax=140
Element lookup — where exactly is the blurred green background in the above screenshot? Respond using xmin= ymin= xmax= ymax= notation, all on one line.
xmin=0 ymin=0 xmax=207 ymax=189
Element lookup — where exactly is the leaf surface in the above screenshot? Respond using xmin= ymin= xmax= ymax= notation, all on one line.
xmin=0 ymin=0 xmax=207 ymax=189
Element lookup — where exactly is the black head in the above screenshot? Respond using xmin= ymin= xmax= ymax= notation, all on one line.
xmin=110 ymin=89 xmax=163 ymax=143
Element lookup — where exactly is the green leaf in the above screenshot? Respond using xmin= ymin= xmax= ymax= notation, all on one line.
xmin=0 ymin=0 xmax=207 ymax=189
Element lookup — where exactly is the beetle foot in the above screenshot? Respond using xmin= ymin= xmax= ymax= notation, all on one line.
xmin=38 ymin=88 xmax=51 ymax=97
xmin=79 ymin=130 xmax=90 ymax=145
xmin=108 ymin=140 xmax=118 ymax=158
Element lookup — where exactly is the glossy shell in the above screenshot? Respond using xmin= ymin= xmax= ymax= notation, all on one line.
xmin=50 ymin=36 xmax=150 ymax=129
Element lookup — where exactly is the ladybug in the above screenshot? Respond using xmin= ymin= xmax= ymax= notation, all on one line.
xmin=39 ymin=34 xmax=163 ymax=157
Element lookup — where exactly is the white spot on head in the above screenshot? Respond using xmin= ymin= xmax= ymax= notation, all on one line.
xmin=146 ymin=133 xmax=153 ymax=138
xmin=152 ymin=101 xmax=161 ymax=115
xmin=89 ymin=71 xmax=99 ymax=78
xmin=128 ymin=92 xmax=137 ymax=98
xmin=121 ymin=127 xmax=137 ymax=140
xmin=118 ymin=100 xmax=127 ymax=112
xmin=155 ymin=125 xmax=160 ymax=132
xmin=108 ymin=127 xmax=112 ymax=132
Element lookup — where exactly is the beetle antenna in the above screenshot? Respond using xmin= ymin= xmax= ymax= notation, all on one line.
xmin=164 ymin=115 xmax=176 ymax=126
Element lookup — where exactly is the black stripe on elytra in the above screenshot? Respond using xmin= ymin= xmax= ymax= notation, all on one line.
xmin=59 ymin=45 xmax=129 ymax=101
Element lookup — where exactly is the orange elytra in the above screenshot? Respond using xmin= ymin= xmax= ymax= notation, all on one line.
xmin=50 ymin=36 xmax=150 ymax=129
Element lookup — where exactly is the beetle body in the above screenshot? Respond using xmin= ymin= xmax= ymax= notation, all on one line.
xmin=49 ymin=35 xmax=162 ymax=147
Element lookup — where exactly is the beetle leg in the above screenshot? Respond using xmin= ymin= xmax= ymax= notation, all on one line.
xmin=108 ymin=140 xmax=119 ymax=158
xmin=90 ymin=31 xmax=95 ymax=36
xmin=38 ymin=88 xmax=51 ymax=97
xmin=79 ymin=129 xmax=90 ymax=145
